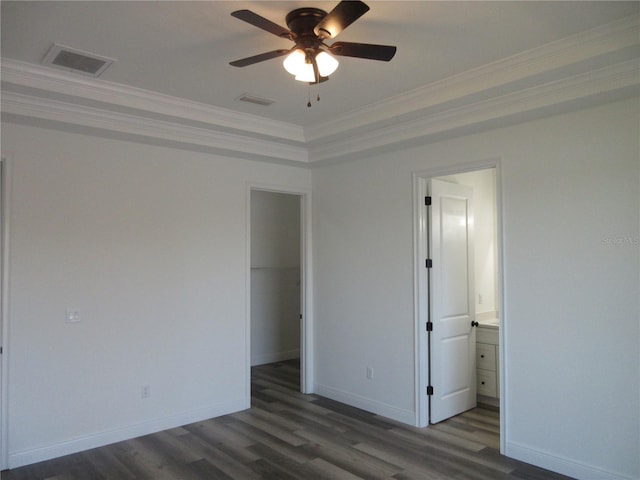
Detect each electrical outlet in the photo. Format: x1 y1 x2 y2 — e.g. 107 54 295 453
65 308 80 323
478 294 484 305
141 385 151 399
366 367 374 380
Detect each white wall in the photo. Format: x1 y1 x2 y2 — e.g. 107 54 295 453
1 122 311 467
2 98 638 479
312 98 639 480
250 190 301 365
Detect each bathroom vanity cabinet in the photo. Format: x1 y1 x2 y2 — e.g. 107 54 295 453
477 322 499 399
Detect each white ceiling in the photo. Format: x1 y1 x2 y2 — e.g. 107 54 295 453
1 0 640 161
2 1 638 127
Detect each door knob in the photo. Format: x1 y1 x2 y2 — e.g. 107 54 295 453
471 321 479 327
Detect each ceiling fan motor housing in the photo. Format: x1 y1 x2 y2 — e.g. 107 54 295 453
286 8 327 54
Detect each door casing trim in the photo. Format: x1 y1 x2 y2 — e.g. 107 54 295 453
412 159 505 454
0 156 11 470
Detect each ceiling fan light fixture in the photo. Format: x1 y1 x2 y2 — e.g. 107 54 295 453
284 48 339 81
315 51 339 77
294 63 316 82
230 1 397 93
283 49 306 76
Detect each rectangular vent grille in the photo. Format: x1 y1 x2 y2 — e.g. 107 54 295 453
42 44 115 77
237 94 275 106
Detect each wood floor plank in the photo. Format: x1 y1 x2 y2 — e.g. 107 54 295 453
176 424 261 466
434 422 500 450
245 458 302 480
304 457 367 480
258 388 333 414
185 417 258 451
353 440 470 479
79 447 137 480
231 410 307 447
185 458 236 480
297 430 403 479
249 405 308 433
223 418 315 465
121 435 202 480
389 425 487 452
312 397 398 430
392 468 454 480
3 359 575 480
390 428 514 476
245 443 318 480
264 405 343 430
98 441 157 480
162 431 262 480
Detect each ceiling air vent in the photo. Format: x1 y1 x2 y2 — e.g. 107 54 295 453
236 94 275 107
42 44 115 77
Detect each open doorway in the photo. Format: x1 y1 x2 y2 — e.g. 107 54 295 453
250 190 301 368
249 188 311 396
414 164 503 450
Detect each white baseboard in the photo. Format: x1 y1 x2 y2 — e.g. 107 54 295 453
251 349 300 366
314 383 415 426
506 441 637 480
8 397 247 469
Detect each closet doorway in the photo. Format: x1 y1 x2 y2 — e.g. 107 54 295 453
249 188 312 395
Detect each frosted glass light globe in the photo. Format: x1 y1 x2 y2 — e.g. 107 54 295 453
315 51 339 77
283 49 306 76
294 63 316 82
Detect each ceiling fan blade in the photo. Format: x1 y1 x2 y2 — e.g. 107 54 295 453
314 1 370 39
229 49 290 67
231 10 292 39
329 42 397 61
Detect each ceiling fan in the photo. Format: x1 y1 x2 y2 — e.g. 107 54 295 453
229 0 397 86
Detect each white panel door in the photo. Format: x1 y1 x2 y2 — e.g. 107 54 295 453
429 179 476 424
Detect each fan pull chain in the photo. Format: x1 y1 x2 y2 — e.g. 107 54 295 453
306 78 322 107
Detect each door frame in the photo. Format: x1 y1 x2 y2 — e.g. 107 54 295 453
1 157 10 470
413 160 505 453
246 183 314 397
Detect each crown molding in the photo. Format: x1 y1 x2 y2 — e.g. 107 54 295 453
304 12 640 143
2 14 638 165
1 59 305 144
3 58 638 166
307 59 640 163
1 92 309 164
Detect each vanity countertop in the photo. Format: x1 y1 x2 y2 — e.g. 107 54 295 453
477 318 499 329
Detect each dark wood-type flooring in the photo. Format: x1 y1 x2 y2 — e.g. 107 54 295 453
2 360 574 479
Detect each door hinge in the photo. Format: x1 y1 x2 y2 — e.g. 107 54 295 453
425 259 432 268
427 385 434 396
0 346 3 354
426 321 433 332
425 196 432 206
